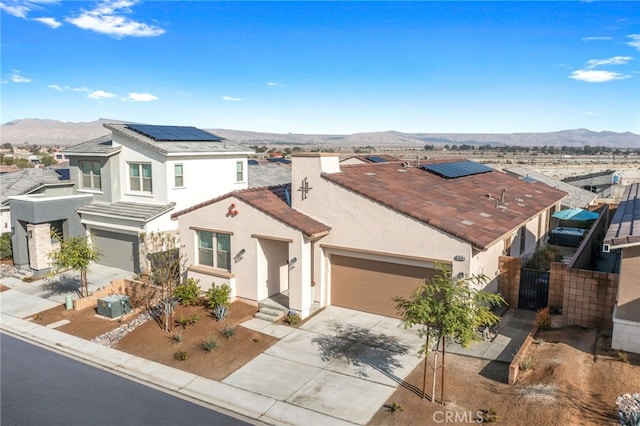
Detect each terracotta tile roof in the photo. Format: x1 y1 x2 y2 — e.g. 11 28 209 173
323 160 567 250
604 183 640 248
172 184 331 239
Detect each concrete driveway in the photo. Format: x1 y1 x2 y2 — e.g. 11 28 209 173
235 306 425 425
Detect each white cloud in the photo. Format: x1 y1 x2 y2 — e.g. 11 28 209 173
49 84 90 92
0 0 59 19
586 56 633 69
570 70 630 83
33 16 61 28
88 90 116 99
267 81 285 87
581 36 613 41
66 0 165 38
11 70 31 83
126 92 158 102
48 84 66 90
222 96 243 101
627 34 640 51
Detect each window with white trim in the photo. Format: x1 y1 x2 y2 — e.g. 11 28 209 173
129 163 152 193
174 164 184 187
79 160 101 190
236 161 244 182
197 230 231 270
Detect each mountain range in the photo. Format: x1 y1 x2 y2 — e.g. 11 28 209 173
2 118 639 148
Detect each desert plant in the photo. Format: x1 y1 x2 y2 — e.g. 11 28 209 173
175 313 200 329
206 283 231 309
251 335 262 343
212 304 229 321
32 312 43 321
200 337 218 352
535 307 552 330
221 325 237 340
0 233 12 260
173 350 188 361
617 350 630 364
480 408 498 423
519 354 533 371
286 311 301 325
174 278 201 306
386 402 403 413
170 333 184 343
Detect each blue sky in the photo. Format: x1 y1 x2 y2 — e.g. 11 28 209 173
1 1 639 134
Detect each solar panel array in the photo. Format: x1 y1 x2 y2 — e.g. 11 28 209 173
366 156 388 163
126 124 222 141
421 160 493 179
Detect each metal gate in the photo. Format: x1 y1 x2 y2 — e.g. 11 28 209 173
518 268 550 311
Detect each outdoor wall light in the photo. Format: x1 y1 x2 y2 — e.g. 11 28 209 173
289 257 297 265
27 230 33 238
453 255 466 262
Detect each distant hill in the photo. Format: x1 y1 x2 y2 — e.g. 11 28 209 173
1 118 639 148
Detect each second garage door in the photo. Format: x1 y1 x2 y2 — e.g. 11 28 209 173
331 255 438 318
92 229 139 272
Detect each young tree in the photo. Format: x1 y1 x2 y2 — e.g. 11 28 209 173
394 264 506 403
140 231 186 332
48 233 101 297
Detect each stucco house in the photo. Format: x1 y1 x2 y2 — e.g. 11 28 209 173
172 153 566 319
9 123 253 275
603 183 640 354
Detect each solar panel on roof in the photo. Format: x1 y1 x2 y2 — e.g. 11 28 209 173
126 124 222 141
421 160 493 179
366 156 388 163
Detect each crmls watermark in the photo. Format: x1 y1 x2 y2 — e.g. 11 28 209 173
432 410 484 424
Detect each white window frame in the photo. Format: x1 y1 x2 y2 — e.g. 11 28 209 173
236 161 244 182
129 162 153 193
174 163 185 188
197 230 231 271
79 160 102 191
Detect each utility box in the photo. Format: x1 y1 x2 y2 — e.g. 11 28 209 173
97 294 131 318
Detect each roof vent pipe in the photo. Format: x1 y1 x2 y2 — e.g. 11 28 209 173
501 188 508 203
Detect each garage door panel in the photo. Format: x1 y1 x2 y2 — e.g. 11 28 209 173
331 255 437 318
92 229 139 272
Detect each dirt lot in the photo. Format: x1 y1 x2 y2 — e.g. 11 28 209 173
369 327 640 426
33 301 279 380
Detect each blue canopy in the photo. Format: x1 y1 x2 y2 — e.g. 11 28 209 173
552 208 599 221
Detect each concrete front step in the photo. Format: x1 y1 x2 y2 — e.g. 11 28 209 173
254 307 285 322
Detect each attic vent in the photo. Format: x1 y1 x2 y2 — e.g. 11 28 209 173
460 220 475 226
497 205 508 211
479 212 492 218
525 194 533 198
365 172 377 176
397 169 408 173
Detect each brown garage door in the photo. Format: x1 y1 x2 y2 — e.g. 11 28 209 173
331 255 438 318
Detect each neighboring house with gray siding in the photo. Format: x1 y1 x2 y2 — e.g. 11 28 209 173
9 123 253 275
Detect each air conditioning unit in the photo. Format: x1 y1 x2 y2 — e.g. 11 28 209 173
97 294 131 318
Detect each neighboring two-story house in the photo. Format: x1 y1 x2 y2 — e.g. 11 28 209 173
9 123 253 276
172 153 567 319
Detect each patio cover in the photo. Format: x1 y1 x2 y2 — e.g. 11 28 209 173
552 207 599 221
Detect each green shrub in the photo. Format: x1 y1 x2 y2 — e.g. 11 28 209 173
286 311 301 325
173 350 188 361
221 325 237 340
200 337 218 352
206 283 231 309
522 246 563 270
0 233 12 260
519 354 532 371
170 333 184 343
480 408 498 423
386 402 403 413
175 314 200 329
174 278 201 306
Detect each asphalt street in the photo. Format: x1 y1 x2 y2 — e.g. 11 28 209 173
0 333 252 426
